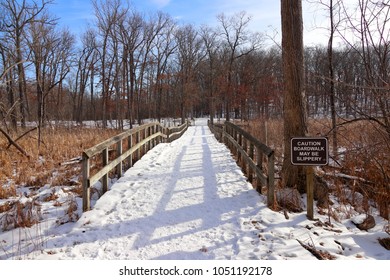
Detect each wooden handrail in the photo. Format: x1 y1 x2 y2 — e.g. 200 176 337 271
208 120 275 208
82 121 189 211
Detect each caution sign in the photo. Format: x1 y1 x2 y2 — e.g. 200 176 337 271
291 137 328 166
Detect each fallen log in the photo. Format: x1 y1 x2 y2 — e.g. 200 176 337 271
6 126 37 149
0 127 30 158
60 156 83 166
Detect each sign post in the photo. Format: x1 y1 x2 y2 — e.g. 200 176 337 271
291 137 328 220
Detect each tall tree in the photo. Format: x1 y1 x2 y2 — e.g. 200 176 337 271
200 26 220 124
118 10 144 128
27 12 74 147
175 24 203 123
0 0 51 129
217 11 262 121
281 0 307 192
93 0 128 127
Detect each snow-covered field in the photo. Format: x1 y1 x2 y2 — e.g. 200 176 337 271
0 119 389 260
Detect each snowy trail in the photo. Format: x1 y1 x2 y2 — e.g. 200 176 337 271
5 119 389 260
32 119 268 259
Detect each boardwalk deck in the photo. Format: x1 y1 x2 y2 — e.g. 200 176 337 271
36 119 267 259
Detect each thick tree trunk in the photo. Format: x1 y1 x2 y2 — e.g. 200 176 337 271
281 0 307 192
328 0 338 159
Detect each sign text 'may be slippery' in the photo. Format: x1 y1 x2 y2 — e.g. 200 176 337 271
291 137 328 166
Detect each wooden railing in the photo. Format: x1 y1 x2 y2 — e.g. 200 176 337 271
208 120 275 207
82 121 189 211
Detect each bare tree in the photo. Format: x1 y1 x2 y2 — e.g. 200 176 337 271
217 11 262 121
0 0 52 129
92 0 128 128
338 0 390 218
149 12 176 122
281 0 307 192
27 12 74 146
72 28 99 123
200 26 220 124
118 10 144 128
175 24 204 123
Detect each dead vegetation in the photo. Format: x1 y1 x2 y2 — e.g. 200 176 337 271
0 126 120 230
0 126 120 190
243 117 389 221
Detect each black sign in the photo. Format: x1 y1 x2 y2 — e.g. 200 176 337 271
291 137 328 166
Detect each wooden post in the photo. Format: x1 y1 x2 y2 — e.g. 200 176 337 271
256 148 263 193
223 124 227 145
166 127 170 143
242 136 247 176
146 126 150 151
306 166 314 220
267 152 275 208
158 124 162 144
152 125 156 147
248 142 254 183
237 132 242 163
136 131 140 160
102 148 109 194
127 134 133 168
117 140 123 177
82 152 90 212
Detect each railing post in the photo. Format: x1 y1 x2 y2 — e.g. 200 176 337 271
128 134 133 168
102 148 109 194
237 132 242 163
256 148 263 193
166 127 170 143
223 123 227 145
82 152 90 212
248 142 254 183
243 137 248 176
136 130 140 160
157 124 162 144
267 152 275 208
152 124 156 147
146 125 150 152
117 140 123 177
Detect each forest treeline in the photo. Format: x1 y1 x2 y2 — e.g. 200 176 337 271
0 0 389 136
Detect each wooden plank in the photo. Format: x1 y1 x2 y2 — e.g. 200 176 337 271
167 122 188 143
84 122 160 158
225 121 273 156
88 132 163 186
224 132 267 186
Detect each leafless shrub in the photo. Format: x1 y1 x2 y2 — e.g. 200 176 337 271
1 199 42 231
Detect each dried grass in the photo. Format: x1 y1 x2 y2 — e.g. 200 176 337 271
0 126 120 193
1 199 42 231
244 117 389 219
0 126 119 230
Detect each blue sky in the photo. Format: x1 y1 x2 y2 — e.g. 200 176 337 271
49 0 332 46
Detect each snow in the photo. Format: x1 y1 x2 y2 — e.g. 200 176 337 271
1 118 389 261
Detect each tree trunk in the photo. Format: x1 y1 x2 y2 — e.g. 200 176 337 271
328 0 338 159
281 0 307 192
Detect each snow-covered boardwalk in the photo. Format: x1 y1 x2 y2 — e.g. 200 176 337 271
7 119 390 260
35 119 267 259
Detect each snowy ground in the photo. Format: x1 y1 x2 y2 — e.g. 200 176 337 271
0 119 389 260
